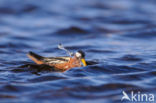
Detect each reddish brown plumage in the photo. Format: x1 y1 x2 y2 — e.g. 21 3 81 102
27 54 44 65
49 57 82 71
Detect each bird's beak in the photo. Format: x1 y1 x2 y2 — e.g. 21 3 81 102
81 58 87 66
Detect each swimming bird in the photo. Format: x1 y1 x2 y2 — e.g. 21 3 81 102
27 50 87 71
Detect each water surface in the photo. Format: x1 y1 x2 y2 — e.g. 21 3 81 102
0 0 156 103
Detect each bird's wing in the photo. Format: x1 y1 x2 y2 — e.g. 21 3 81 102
43 57 71 64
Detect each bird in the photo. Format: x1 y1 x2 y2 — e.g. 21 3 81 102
27 50 87 71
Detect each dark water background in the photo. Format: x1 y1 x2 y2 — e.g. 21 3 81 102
0 0 156 103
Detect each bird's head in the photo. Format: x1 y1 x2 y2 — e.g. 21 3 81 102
75 50 87 66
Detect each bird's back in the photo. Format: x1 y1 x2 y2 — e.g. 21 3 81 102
27 51 71 65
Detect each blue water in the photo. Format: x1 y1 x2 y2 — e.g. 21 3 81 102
0 0 156 103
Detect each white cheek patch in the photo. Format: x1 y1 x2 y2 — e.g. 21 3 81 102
76 52 81 57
